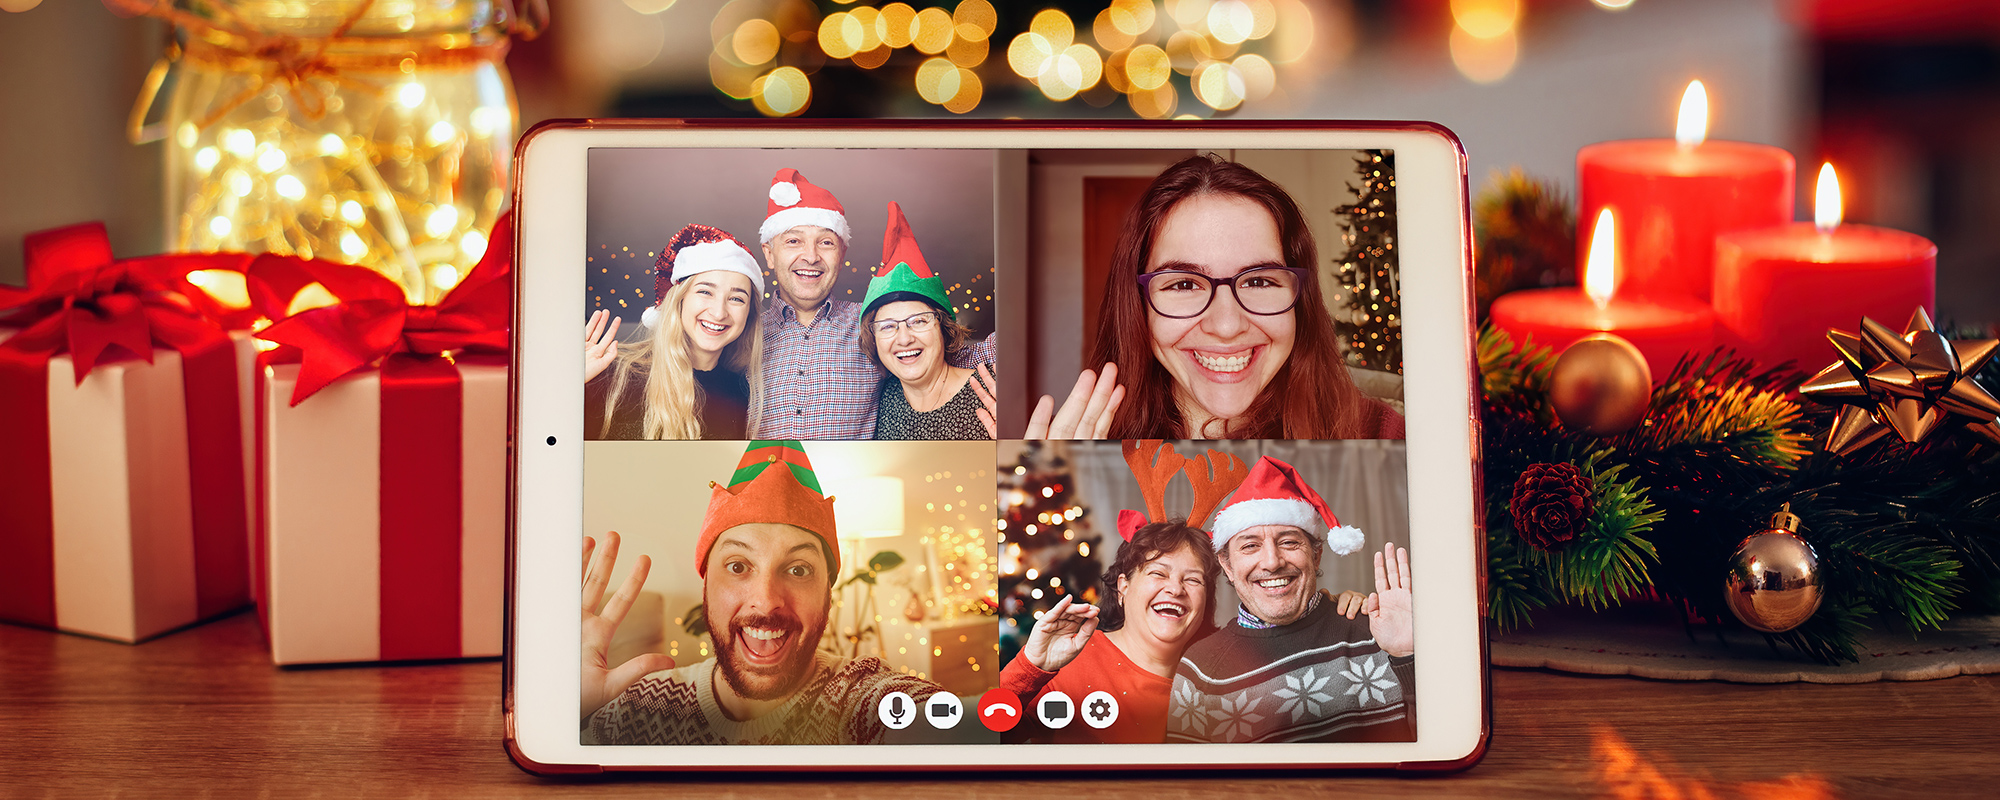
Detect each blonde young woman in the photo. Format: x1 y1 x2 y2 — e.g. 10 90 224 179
584 224 765 440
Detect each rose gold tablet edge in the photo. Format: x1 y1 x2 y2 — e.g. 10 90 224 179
499 119 1490 775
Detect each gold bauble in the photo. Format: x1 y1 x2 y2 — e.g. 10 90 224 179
1548 333 1653 435
1723 504 1823 633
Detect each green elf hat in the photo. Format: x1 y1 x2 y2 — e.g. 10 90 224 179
860 201 956 322
694 440 839 577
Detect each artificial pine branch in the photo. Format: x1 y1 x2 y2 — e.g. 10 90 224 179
1534 454 1663 612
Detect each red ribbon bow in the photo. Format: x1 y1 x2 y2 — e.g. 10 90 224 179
253 213 513 405
0 222 251 382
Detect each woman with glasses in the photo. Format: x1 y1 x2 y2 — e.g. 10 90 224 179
859 203 999 440
1028 155 1404 440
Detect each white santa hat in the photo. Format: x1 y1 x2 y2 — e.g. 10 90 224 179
758 168 851 245
1210 456 1366 556
642 224 762 328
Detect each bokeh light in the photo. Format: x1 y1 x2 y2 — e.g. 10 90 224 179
1233 53 1275 100
942 70 983 114
1208 0 1254 45
752 66 812 116
1129 83 1178 119
820 12 858 59
1094 8 1136 52
953 0 997 40
1193 61 1245 110
1111 0 1157 35
1030 9 1075 50
947 32 989 67
1267 0 1317 63
1450 24 1518 83
1165 30 1211 73
879 3 915 49
1451 0 1521 39
1125 44 1171 91
1168 0 1211 29
1008 32 1055 81
913 7 954 54
734 18 781 65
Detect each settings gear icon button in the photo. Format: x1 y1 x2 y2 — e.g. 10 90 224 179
1079 690 1119 729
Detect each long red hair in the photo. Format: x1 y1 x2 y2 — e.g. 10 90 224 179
1089 154 1377 439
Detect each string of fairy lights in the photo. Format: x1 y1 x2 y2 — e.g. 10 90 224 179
702 0 1319 118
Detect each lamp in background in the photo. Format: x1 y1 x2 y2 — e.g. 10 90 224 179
825 476 905 659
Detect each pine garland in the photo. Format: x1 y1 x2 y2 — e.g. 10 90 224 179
1478 325 2000 663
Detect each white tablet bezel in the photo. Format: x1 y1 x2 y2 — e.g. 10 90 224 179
506 122 1485 773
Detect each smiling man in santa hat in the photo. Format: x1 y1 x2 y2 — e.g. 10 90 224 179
753 168 995 439
1165 455 1416 744
580 441 942 745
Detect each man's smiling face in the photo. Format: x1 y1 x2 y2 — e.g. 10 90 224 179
762 226 845 313
1221 524 1321 627
703 522 832 701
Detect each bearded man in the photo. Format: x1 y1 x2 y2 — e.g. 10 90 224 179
580 441 939 744
1166 456 1416 743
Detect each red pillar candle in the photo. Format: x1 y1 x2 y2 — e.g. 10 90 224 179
1713 164 1937 373
1577 81 1795 302
1492 209 1716 378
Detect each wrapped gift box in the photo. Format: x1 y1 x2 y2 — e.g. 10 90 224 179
0 224 259 644
254 357 506 665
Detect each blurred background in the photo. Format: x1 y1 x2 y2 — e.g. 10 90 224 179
3 0 1995 325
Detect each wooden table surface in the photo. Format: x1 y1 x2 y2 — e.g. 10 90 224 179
4 611 1997 798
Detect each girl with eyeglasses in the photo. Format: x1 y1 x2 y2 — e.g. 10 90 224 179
859 202 999 440
1028 154 1405 440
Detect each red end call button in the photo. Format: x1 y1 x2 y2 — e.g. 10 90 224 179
977 688 1021 732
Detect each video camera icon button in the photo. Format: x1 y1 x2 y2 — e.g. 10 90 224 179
976 688 1022 732
1036 691 1075 729
923 692 963 729
1080 690 1119 729
878 691 917 730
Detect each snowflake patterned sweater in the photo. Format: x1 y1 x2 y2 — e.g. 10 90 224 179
1166 599 1415 743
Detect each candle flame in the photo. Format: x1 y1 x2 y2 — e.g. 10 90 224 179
1815 162 1842 233
1676 80 1708 147
1584 208 1617 308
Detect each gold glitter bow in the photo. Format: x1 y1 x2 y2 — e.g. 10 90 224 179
1799 308 2000 454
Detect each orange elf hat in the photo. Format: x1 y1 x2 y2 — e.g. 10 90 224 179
695 440 840 576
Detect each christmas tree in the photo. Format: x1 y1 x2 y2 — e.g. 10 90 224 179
1332 150 1402 373
996 442 1101 668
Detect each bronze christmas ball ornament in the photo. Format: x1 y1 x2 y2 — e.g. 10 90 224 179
1723 504 1824 633
1549 333 1653 435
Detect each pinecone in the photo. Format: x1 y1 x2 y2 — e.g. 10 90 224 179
1508 462 1593 551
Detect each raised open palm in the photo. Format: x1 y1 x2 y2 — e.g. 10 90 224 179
1025 362 1125 440
585 309 621 383
1362 542 1414 657
1022 594 1099 672
581 531 674 721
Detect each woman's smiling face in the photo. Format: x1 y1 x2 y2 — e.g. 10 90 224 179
679 271 755 359
1145 193 1296 431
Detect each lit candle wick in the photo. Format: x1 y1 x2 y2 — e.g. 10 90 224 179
1584 208 1618 310
1676 80 1708 148
1815 162 1842 235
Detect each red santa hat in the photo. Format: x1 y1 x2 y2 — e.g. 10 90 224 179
1210 456 1366 556
759 168 851 245
643 224 761 329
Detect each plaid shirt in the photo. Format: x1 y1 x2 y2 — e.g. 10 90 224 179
756 299 995 439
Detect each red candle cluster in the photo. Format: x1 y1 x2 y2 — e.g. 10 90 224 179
1492 81 1938 380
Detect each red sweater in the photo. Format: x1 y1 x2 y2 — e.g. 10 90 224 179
997 632 1173 744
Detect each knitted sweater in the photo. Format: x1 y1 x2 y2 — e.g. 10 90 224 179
1166 601 1415 743
996 632 1173 744
584 651 940 745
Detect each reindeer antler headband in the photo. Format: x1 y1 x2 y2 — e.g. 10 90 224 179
1115 439 1250 541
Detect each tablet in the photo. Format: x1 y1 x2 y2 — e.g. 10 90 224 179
506 122 1485 774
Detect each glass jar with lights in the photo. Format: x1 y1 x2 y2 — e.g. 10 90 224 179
157 0 532 303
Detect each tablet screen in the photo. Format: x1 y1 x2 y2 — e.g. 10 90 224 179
575 146 1412 749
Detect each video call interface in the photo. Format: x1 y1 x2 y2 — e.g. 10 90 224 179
577 147 1415 747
